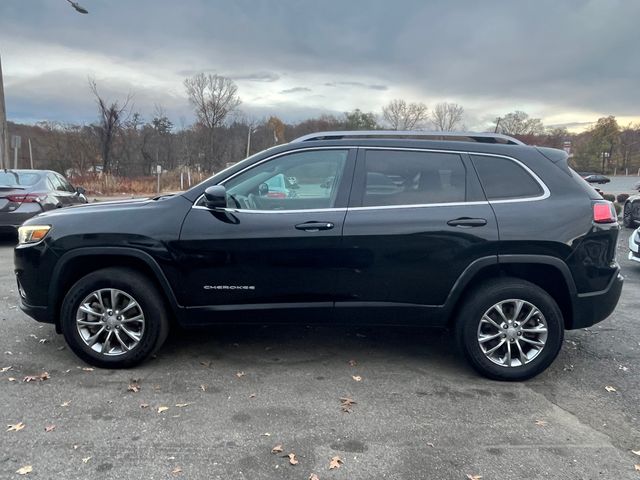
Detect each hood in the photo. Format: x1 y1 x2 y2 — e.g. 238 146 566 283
30 197 154 221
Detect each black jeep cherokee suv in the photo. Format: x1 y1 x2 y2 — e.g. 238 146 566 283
14 131 623 380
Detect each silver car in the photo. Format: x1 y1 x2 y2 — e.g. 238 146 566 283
630 227 640 264
0 170 87 233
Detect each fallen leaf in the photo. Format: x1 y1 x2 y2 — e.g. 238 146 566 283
635 464 640 472
339 397 356 413
140 403 149 409
0 366 11 372
466 475 482 480
605 385 617 393
23 372 49 382
73 445 79 450
200 384 207 392
427 442 435 448
352 375 362 382
82 456 91 464
57 346 65 351
261 432 271 436
236 371 245 378
171 466 183 475
534 420 548 427
127 383 141 393
249 393 256 399
16 465 32 475
309 474 320 480
287 453 298 465
38 339 47 344
271 444 284 454
175 403 191 408
81 367 94 372
44 425 56 432
200 361 211 367
7 422 25 432
329 456 343 470
632 450 640 456
8 377 16 382
348 360 357 367
157 406 169 413
60 401 71 407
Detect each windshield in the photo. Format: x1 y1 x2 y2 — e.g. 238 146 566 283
0 171 41 187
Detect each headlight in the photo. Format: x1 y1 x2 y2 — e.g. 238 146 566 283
18 225 51 245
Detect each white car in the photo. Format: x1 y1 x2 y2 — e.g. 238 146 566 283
630 227 640 263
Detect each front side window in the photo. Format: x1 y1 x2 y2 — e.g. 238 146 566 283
471 155 543 200
362 150 467 206
212 149 348 211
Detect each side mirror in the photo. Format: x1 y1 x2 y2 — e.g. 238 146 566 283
76 186 86 195
204 185 227 209
258 183 269 196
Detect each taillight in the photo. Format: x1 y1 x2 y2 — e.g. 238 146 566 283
267 192 287 199
6 193 44 204
593 202 617 223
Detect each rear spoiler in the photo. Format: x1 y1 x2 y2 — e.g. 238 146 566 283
536 147 572 177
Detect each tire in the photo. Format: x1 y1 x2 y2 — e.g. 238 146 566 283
623 204 634 228
454 278 564 381
60 267 170 368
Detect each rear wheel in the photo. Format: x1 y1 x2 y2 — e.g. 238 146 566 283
60 267 170 368
455 278 564 381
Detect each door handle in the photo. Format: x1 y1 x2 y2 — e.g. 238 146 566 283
295 221 335 232
446 217 487 227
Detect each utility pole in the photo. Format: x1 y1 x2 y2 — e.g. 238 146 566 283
0 54 9 169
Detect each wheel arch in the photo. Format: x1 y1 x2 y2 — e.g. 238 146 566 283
50 247 181 332
445 255 576 330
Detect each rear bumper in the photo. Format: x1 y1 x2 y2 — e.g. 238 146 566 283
0 207 42 229
569 269 624 329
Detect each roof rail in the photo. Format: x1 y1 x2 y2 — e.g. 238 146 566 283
291 130 525 145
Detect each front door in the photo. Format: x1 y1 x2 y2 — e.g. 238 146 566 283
336 147 499 324
177 147 355 322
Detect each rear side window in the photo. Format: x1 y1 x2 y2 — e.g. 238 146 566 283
362 150 466 206
471 155 543 200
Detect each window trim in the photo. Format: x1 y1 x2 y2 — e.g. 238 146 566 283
192 146 550 213
192 146 354 213
348 147 550 210
470 152 550 203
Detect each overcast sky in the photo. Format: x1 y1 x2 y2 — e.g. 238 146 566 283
1 0 639 131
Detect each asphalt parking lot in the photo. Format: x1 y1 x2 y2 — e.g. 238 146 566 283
1 231 639 480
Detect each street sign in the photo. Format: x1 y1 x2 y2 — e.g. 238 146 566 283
156 165 162 174
11 135 21 149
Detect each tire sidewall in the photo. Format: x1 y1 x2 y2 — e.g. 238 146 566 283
60 269 167 368
457 281 564 381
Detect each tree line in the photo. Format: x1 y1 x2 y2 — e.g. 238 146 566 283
6 73 640 177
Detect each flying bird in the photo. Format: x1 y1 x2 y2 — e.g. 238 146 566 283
66 0 89 14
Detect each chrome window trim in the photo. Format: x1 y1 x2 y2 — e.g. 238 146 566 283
191 146 550 213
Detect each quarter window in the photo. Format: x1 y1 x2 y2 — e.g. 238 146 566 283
362 150 467 206
217 149 348 211
471 155 543 200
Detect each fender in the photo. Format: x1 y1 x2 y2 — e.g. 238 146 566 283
49 247 183 328
443 253 577 317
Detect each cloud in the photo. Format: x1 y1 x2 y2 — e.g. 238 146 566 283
1 0 639 128
280 87 312 94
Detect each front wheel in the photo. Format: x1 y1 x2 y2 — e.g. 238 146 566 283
60 267 170 368
455 278 564 381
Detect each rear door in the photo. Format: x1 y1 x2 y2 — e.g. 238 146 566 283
336 147 499 324
176 147 356 320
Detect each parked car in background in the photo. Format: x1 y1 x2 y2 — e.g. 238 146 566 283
584 174 610 184
634 180 640 191
623 193 640 228
629 227 640 263
0 170 87 233
15 131 623 381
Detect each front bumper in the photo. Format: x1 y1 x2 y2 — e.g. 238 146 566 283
19 297 52 324
570 268 624 329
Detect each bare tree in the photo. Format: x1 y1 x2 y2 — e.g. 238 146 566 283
382 99 428 130
495 111 545 136
184 73 241 169
430 102 464 131
89 79 131 173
